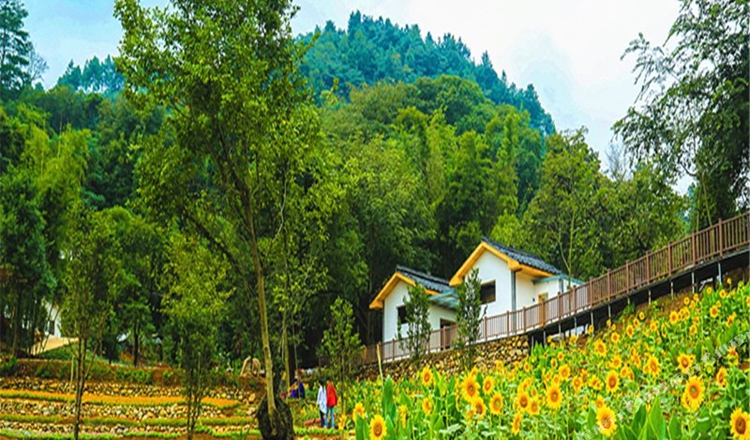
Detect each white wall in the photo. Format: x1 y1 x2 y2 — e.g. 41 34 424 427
515 272 539 309
468 251 511 317
382 281 456 342
43 301 62 337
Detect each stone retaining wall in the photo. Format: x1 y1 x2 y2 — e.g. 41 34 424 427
358 335 529 382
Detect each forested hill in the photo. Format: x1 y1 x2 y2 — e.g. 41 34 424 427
299 11 556 137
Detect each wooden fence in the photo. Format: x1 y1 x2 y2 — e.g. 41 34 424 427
362 212 750 365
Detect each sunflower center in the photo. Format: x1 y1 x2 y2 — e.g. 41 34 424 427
689 385 699 399
601 416 612 429
374 423 382 436
609 378 616 388
552 390 559 401
735 417 746 434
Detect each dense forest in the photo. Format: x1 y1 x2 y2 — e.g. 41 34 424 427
0 0 747 380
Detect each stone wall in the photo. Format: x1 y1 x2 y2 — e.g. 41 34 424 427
358 335 529 382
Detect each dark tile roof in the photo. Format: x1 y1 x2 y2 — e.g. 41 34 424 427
396 265 452 293
481 237 562 275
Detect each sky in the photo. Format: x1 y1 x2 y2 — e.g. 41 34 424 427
25 0 681 169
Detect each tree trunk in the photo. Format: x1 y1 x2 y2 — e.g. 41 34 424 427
73 337 87 440
11 289 21 355
133 323 140 367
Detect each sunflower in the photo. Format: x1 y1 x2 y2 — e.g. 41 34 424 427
398 404 407 428
689 324 698 336
645 355 660 377
587 325 594 335
529 398 540 415
609 355 623 370
462 374 479 402
716 367 728 388
605 371 619 394
588 376 603 391
730 408 750 440
370 415 386 440
710 305 720 318
626 325 634 338
594 395 606 408
619 366 633 382
353 402 366 420
638 311 645 321
546 383 562 410
516 390 530 413
669 311 680 325
512 413 523 434
676 354 694 374
420 366 434 387
422 397 433 415
596 405 617 437
683 297 691 306
593 340 607 357
572 376 584 392
472 397 486 419
558 364 571 380
681 376 704 412
483 376 495 395
489 393 504 415
727 313 737 326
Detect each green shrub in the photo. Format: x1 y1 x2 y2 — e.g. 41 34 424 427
0 355 18 377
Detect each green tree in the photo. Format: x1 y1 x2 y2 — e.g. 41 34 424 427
115 0 319 434
398 284 431 363
320 297 362 382
0 167 53 354
454 268 484 369
163 235 230 440
62 209 119 440
0 0 32 100
522 129 604 280
614 0 749 228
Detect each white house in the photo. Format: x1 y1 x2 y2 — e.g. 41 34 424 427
369 266 456 343
371 237 582 345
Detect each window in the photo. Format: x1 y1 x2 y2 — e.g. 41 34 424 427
397 306 407 325
480 281 496 304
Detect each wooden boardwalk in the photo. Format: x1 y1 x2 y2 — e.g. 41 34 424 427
362 212 750 365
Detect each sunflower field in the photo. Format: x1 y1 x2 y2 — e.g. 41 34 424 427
343 281 750 439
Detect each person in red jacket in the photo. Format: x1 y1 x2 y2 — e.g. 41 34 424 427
325 378 337 429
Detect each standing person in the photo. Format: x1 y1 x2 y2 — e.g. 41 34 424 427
316 380 327 427
326 378 338 429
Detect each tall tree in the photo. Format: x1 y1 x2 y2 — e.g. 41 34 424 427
614 0 749 228
115 0 320 435
522 129 604 280
0 167 53 354
63 208 119 440
0 0 32 100
163 234 230 440
455 268 484 369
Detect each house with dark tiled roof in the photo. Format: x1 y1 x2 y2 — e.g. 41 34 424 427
370 238 582 345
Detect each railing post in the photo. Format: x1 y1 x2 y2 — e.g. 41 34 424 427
645 252 651 283
667 242 673 274
606 270 611 302
691 230 697 265
625 261 630 294
484 315 488 342
718 218 723 257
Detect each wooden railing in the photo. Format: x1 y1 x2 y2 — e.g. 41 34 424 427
362 212 750 365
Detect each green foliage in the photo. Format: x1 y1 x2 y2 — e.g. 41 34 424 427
0 0 33 100
398 284 431 363
320 298 362 382
454 269 484 369
0 354 17 376
0 165 54 354
614 0 749 228
57 56 124 96
163 234 231 439
300 12 555 136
